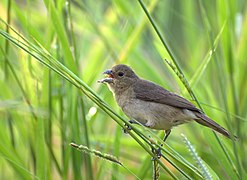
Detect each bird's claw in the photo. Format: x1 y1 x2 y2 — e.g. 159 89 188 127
123 123 132 134
156 147 162 158
151 147 162 161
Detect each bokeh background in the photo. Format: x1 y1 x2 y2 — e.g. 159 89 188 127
0 0 247 179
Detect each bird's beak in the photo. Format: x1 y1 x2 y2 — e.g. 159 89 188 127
103 69 113 76
98 69 114 84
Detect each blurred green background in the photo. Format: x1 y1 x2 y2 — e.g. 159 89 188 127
0 0 247 179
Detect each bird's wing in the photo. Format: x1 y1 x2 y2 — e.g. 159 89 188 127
133 79 201 113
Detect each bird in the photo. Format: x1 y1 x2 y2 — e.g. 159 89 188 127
98 64 235 156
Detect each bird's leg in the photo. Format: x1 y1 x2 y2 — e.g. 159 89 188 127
163 129 171 142
128 119 138 126
155 129 171 159
129 120 149 126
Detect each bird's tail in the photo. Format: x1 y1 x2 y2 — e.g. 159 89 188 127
194 112 236 140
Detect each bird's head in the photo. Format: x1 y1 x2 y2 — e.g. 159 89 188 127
98 64 139 94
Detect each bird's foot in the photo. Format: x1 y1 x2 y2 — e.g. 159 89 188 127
122 120 138 134
151 147 162 160
123 123 132 134
156 147 162 158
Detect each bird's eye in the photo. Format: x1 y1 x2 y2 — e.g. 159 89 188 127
118 72 124 77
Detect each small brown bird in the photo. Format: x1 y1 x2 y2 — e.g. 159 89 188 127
98 64 234 145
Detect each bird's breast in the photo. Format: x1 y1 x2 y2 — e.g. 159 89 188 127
121 98 150 125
